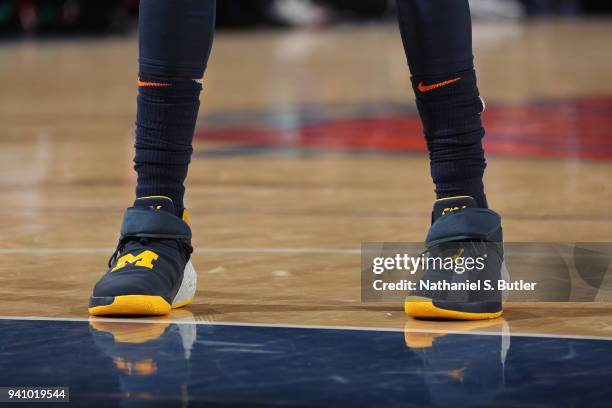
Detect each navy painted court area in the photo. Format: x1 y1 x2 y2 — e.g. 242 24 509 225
1 318 612 407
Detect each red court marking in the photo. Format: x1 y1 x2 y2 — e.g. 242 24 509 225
195 98 612 160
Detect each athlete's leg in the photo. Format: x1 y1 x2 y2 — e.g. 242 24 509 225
397 1 505 320
396 0 487 208
89 0 216 316
136 0 216 214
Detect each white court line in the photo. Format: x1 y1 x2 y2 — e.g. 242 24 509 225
0 247 360 254
1 315 612 342
0 247 608 260
0 247 606 257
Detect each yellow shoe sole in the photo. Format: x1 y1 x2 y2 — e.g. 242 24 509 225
88 295 193 316
404 296 503 320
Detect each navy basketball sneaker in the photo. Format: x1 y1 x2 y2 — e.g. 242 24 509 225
88 197 197 316
405 196 507 320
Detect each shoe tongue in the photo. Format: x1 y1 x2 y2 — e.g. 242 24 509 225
133 196 175 214
432 196 477 222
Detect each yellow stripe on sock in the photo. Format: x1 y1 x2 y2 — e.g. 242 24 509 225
435 196 473 202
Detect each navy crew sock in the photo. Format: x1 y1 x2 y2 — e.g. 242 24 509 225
396 0 488 208
134 0 215 214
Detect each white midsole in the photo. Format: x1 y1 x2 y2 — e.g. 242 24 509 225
501 260 510 302
171 260 197 306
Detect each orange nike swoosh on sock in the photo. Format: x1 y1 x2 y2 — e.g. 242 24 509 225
137 80 173 87
417 77 461 93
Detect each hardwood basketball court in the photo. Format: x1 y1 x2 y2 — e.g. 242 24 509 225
1 19 612 406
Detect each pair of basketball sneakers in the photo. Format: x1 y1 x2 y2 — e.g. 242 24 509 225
88 195 505 320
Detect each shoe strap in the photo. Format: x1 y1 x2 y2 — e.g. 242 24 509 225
426 208 502 246
109 207 193 267
120 207 192 241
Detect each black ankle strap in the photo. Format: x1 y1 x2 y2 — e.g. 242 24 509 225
426 208 502 246
120 207 192 241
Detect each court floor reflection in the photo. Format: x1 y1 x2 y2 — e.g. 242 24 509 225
1 316 611 407
404 319 511 407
